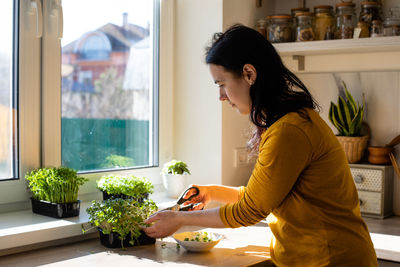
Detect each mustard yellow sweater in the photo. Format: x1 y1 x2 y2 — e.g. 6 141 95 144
220 108 377 267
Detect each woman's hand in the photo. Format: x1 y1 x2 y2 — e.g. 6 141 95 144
182 184 212 211
143 210 183 238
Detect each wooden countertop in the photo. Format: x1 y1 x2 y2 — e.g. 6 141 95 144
0 223 273 267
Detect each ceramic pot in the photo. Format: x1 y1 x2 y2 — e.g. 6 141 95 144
162 174 188 198
368 146 393 165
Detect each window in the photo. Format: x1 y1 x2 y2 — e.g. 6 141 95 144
0 0 18 180
61 0 159 172
0 0 167 211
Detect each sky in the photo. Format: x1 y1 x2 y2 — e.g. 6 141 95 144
0 0 153 52
61 0 153 46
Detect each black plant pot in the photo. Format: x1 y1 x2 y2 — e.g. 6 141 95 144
98 229 155 248
102 191 149 202
31 198 81 218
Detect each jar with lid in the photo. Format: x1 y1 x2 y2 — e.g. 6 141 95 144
370 20 383 37
313 5 335 40
335 2 356 39
295 12 315 41
291 7 310 26
359 2 382 29
266 14 294 43
383 7 400 36
256 18 267 38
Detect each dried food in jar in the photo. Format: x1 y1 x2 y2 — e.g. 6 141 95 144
356 21 370 38
370 19 383 37
256 18 267 38
359 1 382 28
383 7 400 36
338 14 354 39
267 14 294 43
335 2 356 39
314 5 335 40
295 12 314 41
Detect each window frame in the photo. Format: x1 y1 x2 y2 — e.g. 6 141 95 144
0 0 174 213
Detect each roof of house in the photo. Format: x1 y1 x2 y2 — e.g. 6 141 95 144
63 22 149 53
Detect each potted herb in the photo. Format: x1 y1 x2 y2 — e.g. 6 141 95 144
329 81 368 163
96 174 154 201
84 198 157 248
25 167 88 218
161 160 191 198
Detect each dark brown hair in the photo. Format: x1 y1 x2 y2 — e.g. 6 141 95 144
205 24 319 154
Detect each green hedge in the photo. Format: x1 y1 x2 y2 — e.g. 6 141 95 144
62 118 149 171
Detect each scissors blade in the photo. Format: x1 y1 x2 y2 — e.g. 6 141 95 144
162 204 180 211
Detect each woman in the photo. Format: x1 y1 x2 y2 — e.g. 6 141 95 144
144 25 378 266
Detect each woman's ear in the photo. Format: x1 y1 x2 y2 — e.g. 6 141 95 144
242 64 257 86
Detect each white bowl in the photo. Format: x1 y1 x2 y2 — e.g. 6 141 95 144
173 231 223 252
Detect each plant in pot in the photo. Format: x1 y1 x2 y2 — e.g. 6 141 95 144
84 198 157 248
96 174 154 201
25 167 88 218
161 160 191 198
329 82 368 163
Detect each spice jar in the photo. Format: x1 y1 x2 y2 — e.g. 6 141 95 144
295 12 315 41
335 2 356 39
371 20 383 37
256 18 267 38
314 5 335 40
266 14 294 43
359 2 382 29
383 7 400 36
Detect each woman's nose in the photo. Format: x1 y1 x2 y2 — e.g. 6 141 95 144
219 88 228 102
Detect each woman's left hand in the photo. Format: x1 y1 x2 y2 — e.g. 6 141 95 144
143 210 183 238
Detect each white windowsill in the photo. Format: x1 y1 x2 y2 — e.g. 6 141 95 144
0 192 399 262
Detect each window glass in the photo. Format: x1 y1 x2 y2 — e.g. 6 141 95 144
0 1 17 180
61 0 157 172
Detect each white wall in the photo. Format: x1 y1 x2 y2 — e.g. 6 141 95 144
173 0 400 215
172 0 223 186
299 72 400 215
220 0 273 186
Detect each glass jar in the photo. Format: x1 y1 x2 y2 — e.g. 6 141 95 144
295 12 315 41
291 7 310 27
314 5 335 40
359 1 382 28
383 7 400 36
370 19 383 37
266 14 294 43
335 2 356 39
255 18 267 38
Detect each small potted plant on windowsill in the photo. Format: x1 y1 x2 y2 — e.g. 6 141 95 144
161 160 191 198
329 81 369 163
25 167 88 218
96 174 154 201
83 198 157 248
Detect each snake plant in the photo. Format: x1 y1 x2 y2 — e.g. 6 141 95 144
329 82 365 137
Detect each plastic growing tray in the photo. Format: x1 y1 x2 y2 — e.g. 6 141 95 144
98 229 156 248
31 198 81 218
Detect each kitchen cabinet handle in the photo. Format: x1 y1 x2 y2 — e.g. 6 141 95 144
354 174 364 184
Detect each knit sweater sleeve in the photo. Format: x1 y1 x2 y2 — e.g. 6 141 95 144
219 122 313 228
